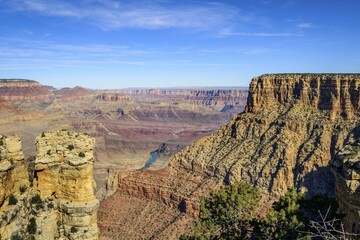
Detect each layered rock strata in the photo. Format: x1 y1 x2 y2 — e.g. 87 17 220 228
34 130 99 239
98 169 219 239
98 74 359 239
332 126 360 233
0 131 99 240
170 74 359 197
0 79 41 87
0 135 29 239
0 79 52 101
118 88 248 112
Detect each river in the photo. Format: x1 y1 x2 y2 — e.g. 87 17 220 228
139 151 158 170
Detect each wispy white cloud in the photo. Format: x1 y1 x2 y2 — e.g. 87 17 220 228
0 40 158 60
0 38 240 70
15 0 83 17
297 22 316 29
218 28 298 37
241 48 277 55
7 0 242 31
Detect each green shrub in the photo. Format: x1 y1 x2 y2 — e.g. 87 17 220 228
47 202 54 209
27 217 37 235
11 233 24 240
47 149 51 155
2 214 7 221
188 182 261 239
9 194 18 205
70 226 78 233
253 188 340 239
35 203 44 210
41 132 45 137
181 185 343 240
31 194 42 204
19 185 27 194
67 144 75 151
26 156 36 187
255 188 306 239
78 152 85 158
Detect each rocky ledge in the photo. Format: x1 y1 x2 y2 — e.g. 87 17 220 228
0 79 41 88
246 74 359 120
170 74 359 196
0 79 52 101
0 131 99 240
332 126 360 233
99 74 360 238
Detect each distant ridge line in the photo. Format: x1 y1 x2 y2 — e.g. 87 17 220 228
0 78 38 82
259 73 360 77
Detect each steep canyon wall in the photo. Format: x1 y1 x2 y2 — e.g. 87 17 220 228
0 131 99 240
99 74 360 239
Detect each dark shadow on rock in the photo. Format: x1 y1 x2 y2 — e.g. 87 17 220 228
301 165 335 197
178 199 186 213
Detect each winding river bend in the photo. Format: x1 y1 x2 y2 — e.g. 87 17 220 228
139 151 158 170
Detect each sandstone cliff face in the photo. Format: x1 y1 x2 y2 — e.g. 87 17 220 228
0 79 53 102
0 79 41 87
332 126 360 233
246 74 359 120
98 169 216 239
119 88 248 112
34 130 99 239
0 135 29 239
54 87 95 104
0 100 44 125
98 74 359 239
169 74 359 197
0 131 99 240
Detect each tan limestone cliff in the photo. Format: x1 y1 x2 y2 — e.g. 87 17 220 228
34 130 99 240
0 131 99 240
246 74 359 120
0 79 52 101
332 126 360 233
0 135 30 239
98 74 359 239
0 79 41 88
169 74 359 197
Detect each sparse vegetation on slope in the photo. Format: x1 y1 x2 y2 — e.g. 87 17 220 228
181 184 356 240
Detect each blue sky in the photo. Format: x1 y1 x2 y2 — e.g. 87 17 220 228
0 0 359 89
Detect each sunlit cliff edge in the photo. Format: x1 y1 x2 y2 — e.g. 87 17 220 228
99 74 359 238
0 131 99 240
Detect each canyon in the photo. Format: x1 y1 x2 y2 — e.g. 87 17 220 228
0 79 247 201
98 74 360 239
0 75 359 239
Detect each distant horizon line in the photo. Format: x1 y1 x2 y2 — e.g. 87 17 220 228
0 78 249 90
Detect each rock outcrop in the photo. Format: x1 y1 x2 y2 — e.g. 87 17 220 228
246 74 359 120
332 126 360 233
118 88 248 112
0 131 99 240
0 79 53 101
170 74 359 197
98 74 359 239
54 86 94 104
34 130 99 239
0 79 41 88
98 169 216 239
0 135 29 239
